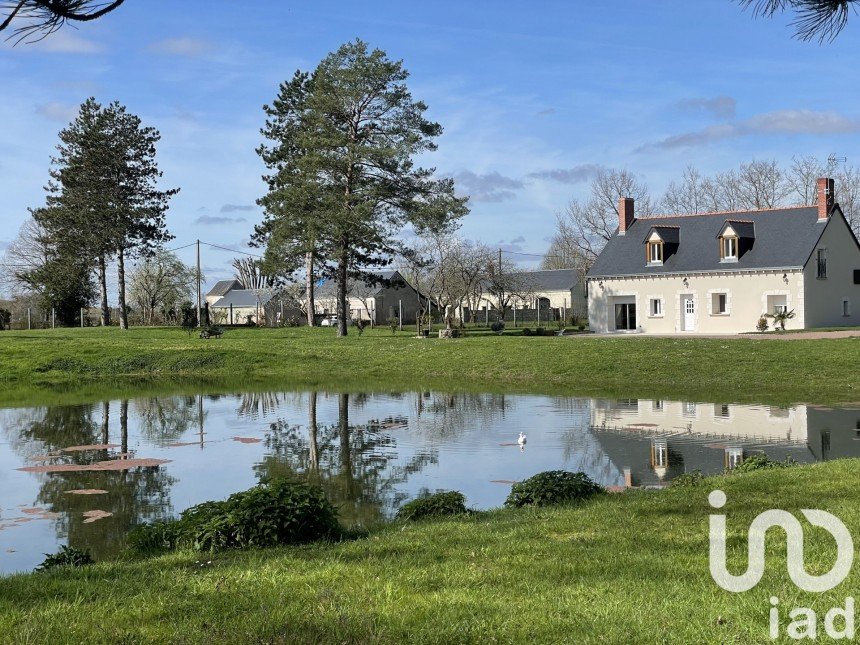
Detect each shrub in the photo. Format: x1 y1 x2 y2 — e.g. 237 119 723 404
180 302 197 335
578 324 586 332
505 470 602 508
535 327 546 336
729 454 796 474
388 316 398 334
522 328 532 336
672 470 706 487
756 315 769 332
36 546 93 572
0 307 10 330
129 479 341 553
396 491 467 521
490 320 505 334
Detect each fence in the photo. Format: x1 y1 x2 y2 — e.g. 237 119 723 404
5 307 114 330
460 306 586 327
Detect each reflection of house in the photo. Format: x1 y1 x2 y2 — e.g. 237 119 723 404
587 178 860 333
314 270 427 324
589 398 860 487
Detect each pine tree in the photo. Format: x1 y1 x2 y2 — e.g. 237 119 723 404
36 98 178 329
257 41 467 336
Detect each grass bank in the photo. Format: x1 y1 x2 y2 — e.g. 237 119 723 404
3 460 859 643
0 326 858 406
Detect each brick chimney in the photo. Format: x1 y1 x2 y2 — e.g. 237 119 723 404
618 197 635 235
817 177 835 221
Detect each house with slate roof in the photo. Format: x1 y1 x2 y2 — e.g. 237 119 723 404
470 268 587 322
315 269 428 324
586 178 860 333
205 280 243 307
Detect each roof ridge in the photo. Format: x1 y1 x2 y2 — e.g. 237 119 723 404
643 204 813 220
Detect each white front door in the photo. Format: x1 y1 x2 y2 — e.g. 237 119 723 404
683 296 695 331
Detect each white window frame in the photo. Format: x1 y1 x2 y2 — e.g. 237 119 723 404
649 297 663 318
647 241 663 265
722 236 738 260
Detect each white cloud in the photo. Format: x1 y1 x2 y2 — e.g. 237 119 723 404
26 30 103 54
220 203 256 213
527 164 604 185
35 101 77 123
452 170 524 202
639 109 860 151
674 96 736 120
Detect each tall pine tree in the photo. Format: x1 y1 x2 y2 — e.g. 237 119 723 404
37 98 178 328
256 41 467 336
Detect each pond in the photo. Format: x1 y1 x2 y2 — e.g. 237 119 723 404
0 390 858 574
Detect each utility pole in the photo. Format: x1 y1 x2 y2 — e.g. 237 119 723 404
196 239 202 328
498 248 503 322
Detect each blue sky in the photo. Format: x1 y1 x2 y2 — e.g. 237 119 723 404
2 0 860 290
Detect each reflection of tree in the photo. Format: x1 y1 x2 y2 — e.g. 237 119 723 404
256 392 437 526
9 400 175 560
134 395 198 445
413 392 511 438
238 391 282 418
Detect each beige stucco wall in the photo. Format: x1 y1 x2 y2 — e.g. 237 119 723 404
591 399 808 443
473 287 587 317
587 269 806 334
803 214 860 328
210 305 260 324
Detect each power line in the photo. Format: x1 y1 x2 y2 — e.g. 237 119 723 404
200 241 264 259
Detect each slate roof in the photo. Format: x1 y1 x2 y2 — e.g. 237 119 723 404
210 289 275 308
206 279 243 298
510 269 580 291
588 206 827 278
315 270 407 298
722 220 755 238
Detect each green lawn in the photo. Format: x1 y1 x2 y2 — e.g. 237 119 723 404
0 326 857 407
2 461 859 643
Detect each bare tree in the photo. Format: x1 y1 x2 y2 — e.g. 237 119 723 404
420 234 492 330
736 159 787 209
834 164 860 236
1 0 124 41
128 250 197 325
395 247 434 335
484 258 536 320
553 168 654 267
0 218 50 296
232 257 273 290
786 155 826 205
662 166 708 214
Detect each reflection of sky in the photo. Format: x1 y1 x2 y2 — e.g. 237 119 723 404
0 393 856 574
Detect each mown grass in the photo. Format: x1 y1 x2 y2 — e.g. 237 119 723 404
2 460 859 643
0 326 858 406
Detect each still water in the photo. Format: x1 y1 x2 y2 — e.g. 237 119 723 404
0 390 857 573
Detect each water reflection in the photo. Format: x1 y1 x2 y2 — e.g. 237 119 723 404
0 391 857 573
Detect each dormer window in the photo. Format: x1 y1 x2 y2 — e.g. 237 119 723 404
643 226 678 266
721 236 738 260
717 220 754 262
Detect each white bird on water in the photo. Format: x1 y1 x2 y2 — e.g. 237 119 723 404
517 432 527 446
